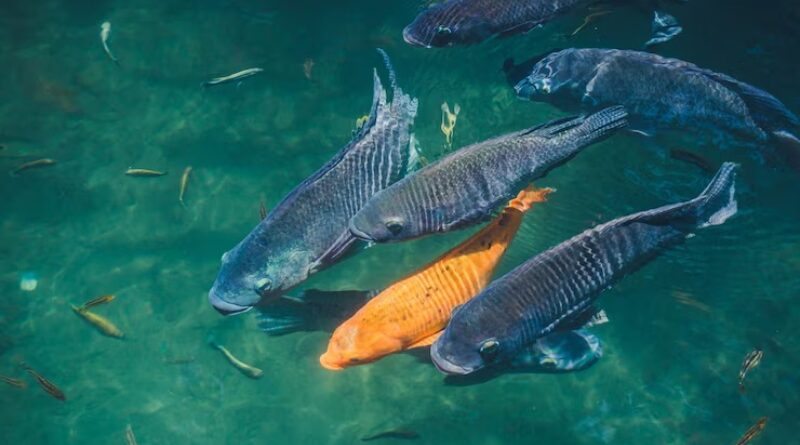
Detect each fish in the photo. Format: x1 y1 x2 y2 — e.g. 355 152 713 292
303 58 314 80
125 424 138 445
738 349 764 392
0 375 27 389
570 10 613 36
431 163 738 375
209 341 263 379
259 200 268 220
440 102 461 149
20 363 66 401
672 291 712 313
320 187 553 370
349 106 627 243
361 429 420 441
11 158 56 175
513 49 800 160
735 417 767 445
100 21 119 65
208 50 418 315
179 166 192 207
81 294 115 309
402 0 588 48
125 168 167 177
670 149 714 173
645 10 682 47
71 305 125 338
203 68 264 87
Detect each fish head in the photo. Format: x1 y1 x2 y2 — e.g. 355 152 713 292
430 307 510 375
513 49 595 104
402 3 493 48
320 322 401 370
209 231 309 316
349 195 422 242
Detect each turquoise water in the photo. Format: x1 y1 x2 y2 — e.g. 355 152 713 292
1 0 799 443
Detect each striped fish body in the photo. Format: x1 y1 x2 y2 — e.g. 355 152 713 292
403 0 587 47
209 52 418 315
350 106 627 244
432 163 739 375
319 188 551 370
514 48 800 149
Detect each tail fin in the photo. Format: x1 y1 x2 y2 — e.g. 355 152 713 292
508 186 555 212
630 162 738 230
537 106 628 145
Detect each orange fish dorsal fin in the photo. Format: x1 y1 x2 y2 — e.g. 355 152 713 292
407 331 442 349
508 186 555 212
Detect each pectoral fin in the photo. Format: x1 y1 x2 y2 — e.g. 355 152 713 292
408 332 442 349
509 330 603 372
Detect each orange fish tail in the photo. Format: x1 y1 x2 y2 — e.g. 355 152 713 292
508 186 554 212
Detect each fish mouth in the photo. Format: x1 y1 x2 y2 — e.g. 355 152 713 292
319 353 345 371
402 26 431 48
430 344 475 375
208 292 253 316
348 221 374 242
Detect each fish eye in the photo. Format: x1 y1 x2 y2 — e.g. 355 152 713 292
255 278 272 294
385 220 404 235
436 25 452 35
479 339 500 361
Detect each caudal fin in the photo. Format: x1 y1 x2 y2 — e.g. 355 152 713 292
508 186 555 212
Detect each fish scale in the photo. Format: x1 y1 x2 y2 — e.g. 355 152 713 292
351 107 627 243
432 163 739 375
320 188 550 370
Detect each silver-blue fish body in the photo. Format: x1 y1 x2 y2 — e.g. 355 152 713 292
403 0 587 47
431 162 739 375
514 48 800 147
349 106 628 243
209 53 418 315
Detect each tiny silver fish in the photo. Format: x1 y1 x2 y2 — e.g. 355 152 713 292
203 68 264 87
100 21 119 64
739 349 763 392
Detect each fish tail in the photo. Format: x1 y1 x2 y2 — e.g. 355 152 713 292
508 186 555 212
628 162 738 230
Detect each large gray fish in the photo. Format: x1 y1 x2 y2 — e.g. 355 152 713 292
349 106 627 243
402 0 684 48
432 162 738 375
512 49 800 157
402 0 587 48
208 51 418 315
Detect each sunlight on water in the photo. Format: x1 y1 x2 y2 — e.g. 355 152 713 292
1 1 799 444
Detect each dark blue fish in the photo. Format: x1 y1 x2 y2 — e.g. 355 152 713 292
349 106 627 243
432 163 738 375
513 49 800 158
209 51 418 315
403 0 587 48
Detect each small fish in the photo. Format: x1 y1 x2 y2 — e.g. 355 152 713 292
672 291 712 314
303 58 315 80
20 363 65 401
361 429 420 441
259 200 268 220
125 424 138 445
179 166 192 207
203 68 264 87
125 167 166 177
72 305 125 338
739 349 763 392
100 21 119 64
670 149 714 173
81 294 115 309
0 375 27 389
11 158 56 175
570 10 612 36
735 417 768 445
210 341 263 379
440 102 460 149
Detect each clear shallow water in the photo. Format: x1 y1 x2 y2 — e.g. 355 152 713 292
1 0 799 444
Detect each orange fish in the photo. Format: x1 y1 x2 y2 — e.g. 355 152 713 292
320 186 553 370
